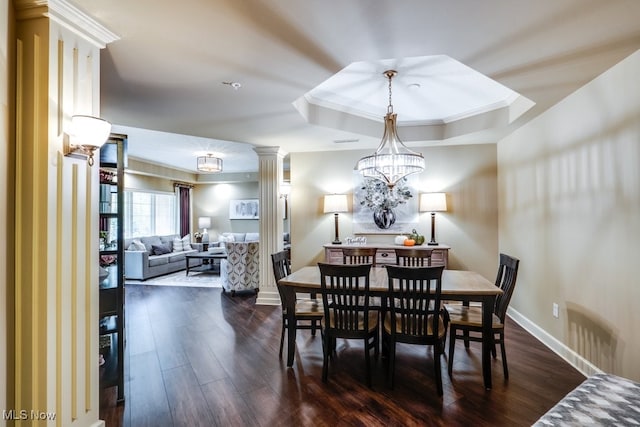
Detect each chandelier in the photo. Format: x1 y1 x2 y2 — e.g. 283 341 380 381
356 70 425 187
197 154 223 173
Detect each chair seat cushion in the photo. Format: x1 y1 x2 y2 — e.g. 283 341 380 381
445 304 503 328
295 299 323 316
322 311 378 332
383 313 447 338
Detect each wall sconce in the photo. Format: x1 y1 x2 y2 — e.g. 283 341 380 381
280 182 291 219
420 193 447 246
64 115 112 166
198 216 211 243
323 194 348 244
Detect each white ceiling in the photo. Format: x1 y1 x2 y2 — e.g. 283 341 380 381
72 0 640 174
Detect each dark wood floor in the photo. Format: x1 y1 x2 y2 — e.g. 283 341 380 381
100 284 586 427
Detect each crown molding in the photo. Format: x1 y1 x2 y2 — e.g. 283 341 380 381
14 0 119 48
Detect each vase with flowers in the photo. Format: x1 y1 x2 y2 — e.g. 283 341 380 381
194 231 203 243
360 178 413 229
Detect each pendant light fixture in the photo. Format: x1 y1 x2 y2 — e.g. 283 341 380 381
356 70 425 187
197 154 223 173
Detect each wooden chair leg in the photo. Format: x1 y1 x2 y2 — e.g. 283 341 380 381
278 318 286 358
388 340 397 389
463 330 470 348
448 327 456 377
322 333 330 383
434 341 443 396
500 333 509 379
364 338 372 388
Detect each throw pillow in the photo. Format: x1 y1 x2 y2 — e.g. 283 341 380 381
219 234 235 243
173 237 184 252
181 235 192 251
127 239 146 251
151 244 171 255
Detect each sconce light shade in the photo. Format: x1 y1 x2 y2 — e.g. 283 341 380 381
64 115 112 166
323 194 348 213
197 154 223 173
420 192 447 212
280 182 291 198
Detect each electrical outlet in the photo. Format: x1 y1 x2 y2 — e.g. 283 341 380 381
552 303 559 318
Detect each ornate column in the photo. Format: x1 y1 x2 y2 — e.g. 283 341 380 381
253 146 286 305
12 1 117 425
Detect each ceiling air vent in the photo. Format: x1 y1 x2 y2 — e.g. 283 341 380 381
333 138 360 144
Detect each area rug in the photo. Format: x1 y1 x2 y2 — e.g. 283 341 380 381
125 270 221 288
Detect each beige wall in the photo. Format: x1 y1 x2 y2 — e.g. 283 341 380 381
193 181 260 240
1 0 11 424
498 49 640 381
289 144 499 280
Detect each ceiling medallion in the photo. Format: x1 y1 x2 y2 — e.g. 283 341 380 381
355 70 425 187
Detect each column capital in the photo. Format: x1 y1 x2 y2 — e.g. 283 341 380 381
253 146 287 159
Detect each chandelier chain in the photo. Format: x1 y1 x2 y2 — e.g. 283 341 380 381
387 72 394 114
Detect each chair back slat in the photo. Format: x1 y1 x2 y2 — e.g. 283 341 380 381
394 247 433 267
271 250 292 306
342 247 377 267
318 263 372 334
494 253 520 321
386 265 444 339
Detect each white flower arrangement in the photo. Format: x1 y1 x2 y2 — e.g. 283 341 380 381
360 178 413 211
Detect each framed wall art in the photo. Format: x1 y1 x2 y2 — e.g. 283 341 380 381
352 172 418 234
229 199 259 220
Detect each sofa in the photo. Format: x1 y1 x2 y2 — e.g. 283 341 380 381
124 234 201 280
214 232 289 246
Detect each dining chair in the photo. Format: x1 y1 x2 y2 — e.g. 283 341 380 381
342 247 378 266
395 247 434 266
383 265 446 395
271 251 323 358
318 262 379 387
445 253 520 378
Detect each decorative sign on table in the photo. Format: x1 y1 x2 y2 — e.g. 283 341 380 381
229 199 259 220
352 172 419 234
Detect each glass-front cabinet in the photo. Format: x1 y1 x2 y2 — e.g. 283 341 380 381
98 134 127 404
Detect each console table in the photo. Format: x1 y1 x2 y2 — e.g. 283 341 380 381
324 243 450 268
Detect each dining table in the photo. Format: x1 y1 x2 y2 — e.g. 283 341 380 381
278 265 502 390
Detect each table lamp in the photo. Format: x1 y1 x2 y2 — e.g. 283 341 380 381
323 194 348 244
420 193 447 246
198 216 211 243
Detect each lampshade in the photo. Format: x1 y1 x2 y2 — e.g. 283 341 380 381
323 194 348 213
197 154 223 173
356 70 425 187
69 115 111 148
198 217 211 229
420 193 447 212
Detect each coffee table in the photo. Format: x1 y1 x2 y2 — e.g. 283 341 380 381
185 251 227 275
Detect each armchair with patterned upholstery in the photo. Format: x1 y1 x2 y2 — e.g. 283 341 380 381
220 241 260 295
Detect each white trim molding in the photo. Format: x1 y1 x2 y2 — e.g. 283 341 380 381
508 307 602 378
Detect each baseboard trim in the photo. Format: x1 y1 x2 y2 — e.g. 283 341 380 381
507 307 601 378
255 290 281 306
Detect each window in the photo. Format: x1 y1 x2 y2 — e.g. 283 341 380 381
124 190 177 238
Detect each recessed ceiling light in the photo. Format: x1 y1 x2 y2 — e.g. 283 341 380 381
408 83 421 90
333 138 360 144
222 81 242 90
